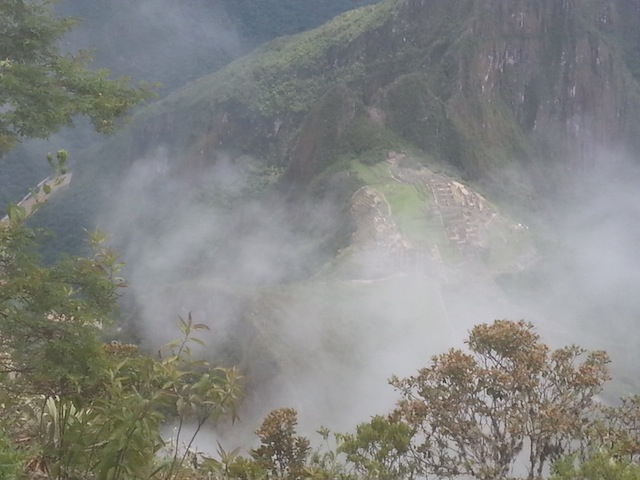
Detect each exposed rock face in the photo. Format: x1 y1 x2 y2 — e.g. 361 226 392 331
131 0 640 200
454 0 639 164
368 0 640 179
285 85 358 182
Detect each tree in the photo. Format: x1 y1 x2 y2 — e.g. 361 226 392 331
0 0 150 153
591 394 640 463
0 190 242 477
338 415 417 480
0 3 210 478
12 315 243 480
389 320 610 480
0 226 122 397
550 395 640 480
251 408 311 480
552 448 640 480
0 0 150 396
0 224 125 477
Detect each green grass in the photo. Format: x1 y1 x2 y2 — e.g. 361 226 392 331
349 158 537 268
386 184 432 245
350 159 388 185
350 159 450 251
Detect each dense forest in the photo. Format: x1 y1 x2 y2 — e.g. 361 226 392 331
3 1 640 479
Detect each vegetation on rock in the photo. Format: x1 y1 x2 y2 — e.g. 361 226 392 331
3 2 640 478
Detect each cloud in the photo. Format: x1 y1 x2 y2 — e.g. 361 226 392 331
55 0 243 90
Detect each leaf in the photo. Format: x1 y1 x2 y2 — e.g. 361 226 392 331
176 397 186 415
6 203 26 223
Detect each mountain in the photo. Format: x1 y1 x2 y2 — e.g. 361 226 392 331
0 0 382 209
26 0 640 435
121 0 640 200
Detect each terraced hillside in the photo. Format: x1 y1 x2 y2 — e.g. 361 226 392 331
343 153 535 277
114 147 538 439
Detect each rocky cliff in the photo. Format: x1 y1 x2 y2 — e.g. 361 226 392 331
123 0 640 206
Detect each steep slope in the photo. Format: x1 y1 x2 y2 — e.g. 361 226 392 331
121 0 640 202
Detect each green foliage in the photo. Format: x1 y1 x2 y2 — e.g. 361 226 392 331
251 408 311 480
0 0 151 152
1 215 241 479
0 311 242 479
117 321 640 480
338 416 416 479
0 429 25 479
200 410 352 480
553 394 640 478
382 73 476 174
338 116 400 163
153 0 394 119
159 314 244 480
552 449 640 480
222 0 381 45
0 3 250 478
0 223 122 399
592 395 640 463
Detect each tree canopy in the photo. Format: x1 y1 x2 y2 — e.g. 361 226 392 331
194 321 639 480
0 3 245 478
0 0 150 153
388 320 610 479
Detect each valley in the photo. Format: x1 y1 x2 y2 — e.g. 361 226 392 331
3 0 640 477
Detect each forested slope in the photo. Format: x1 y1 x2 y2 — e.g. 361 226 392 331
3 2 640 477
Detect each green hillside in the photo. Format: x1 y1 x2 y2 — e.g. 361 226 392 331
25 0 640 329
111 0 640 200
4 2 640 475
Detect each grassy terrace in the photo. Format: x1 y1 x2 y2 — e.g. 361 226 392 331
349 158 536 268
350 159 450 252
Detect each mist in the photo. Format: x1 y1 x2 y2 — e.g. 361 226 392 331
1 0 244 232
95 139 640 457
502 151 640 397
100 149 450 443
54 0 244 92
35 0 640 456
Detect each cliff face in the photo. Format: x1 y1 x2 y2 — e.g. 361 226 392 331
128 0 640 202
438 0 640 166
365 0 640 180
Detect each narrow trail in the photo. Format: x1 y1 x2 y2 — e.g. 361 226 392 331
1 173 72 223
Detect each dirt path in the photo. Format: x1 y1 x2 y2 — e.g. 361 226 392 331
1 173 72 223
